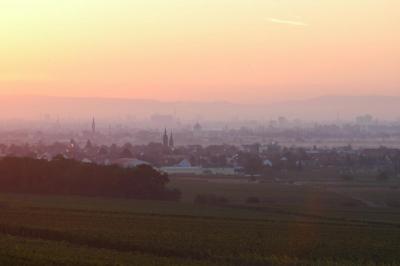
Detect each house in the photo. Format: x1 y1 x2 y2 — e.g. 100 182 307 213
176 159 192 167
81 158 92 164
263 159 273 167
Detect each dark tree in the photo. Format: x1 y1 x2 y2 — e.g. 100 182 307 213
0 157 180 201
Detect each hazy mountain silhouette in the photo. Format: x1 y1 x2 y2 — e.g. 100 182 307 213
0 94 399 121
266 95 400 121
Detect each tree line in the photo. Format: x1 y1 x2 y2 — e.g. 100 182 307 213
0 157 180 200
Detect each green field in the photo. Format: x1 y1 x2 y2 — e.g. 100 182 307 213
0 177 400 265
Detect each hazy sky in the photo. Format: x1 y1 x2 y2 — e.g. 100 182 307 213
1 0 399 103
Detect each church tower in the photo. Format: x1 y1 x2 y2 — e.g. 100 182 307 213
169 131 174 148
163 128 169 147
92 117 96 134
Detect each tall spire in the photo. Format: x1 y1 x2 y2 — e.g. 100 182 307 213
163 128 168 147
169 131 174 148
92 117 96 134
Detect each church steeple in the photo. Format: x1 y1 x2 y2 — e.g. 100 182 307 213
92 117 96 134
163 128 169 147
169 131 174 148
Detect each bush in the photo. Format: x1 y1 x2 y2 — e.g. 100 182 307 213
376 171 389 181
194 194 229 205
340 174 354 181
386 199 400 208
246 197 260 204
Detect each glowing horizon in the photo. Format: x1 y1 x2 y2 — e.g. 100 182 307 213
1 0 399 103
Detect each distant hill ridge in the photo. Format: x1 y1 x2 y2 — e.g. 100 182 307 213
0 94 399 121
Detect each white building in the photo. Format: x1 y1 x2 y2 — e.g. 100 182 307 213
161 159 237 176
111 158 151 168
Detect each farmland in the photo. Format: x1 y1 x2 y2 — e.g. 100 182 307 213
0 175 400 266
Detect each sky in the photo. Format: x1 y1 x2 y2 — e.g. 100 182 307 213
1 0 399 103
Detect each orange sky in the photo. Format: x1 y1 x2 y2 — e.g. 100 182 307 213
1 0 399 103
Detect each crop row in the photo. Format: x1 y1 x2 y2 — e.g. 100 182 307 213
0 206 399 265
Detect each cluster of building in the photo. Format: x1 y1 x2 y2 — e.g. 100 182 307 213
1 127 400 178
